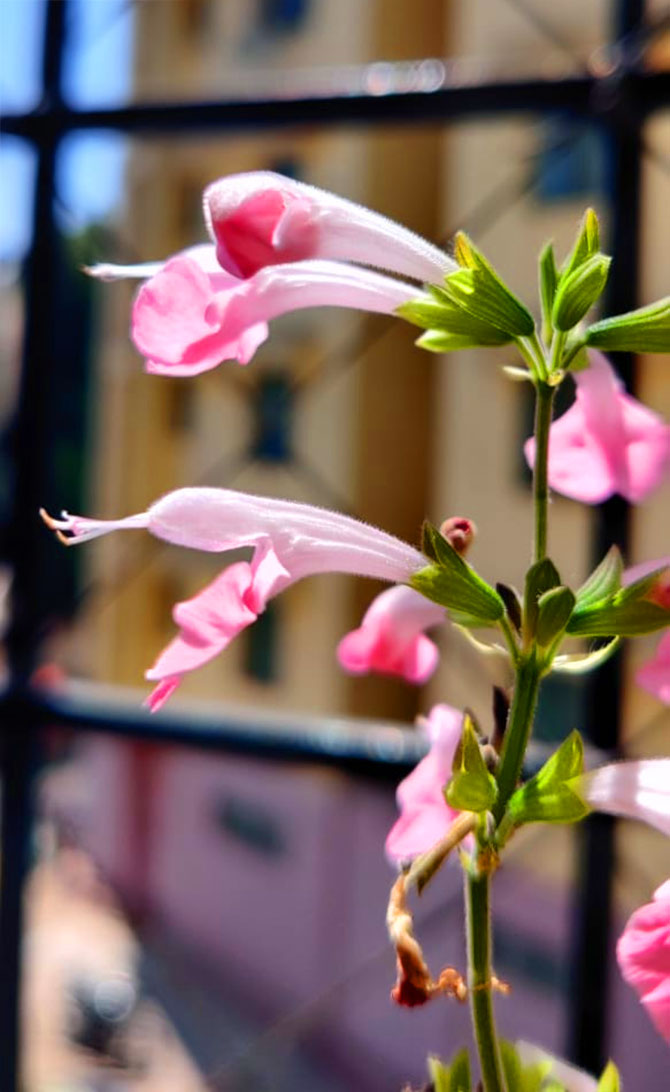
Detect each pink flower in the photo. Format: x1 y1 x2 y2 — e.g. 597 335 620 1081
132 256 419 376
580 758 670 837
41 487 428 710
203 170 455 283
637 633 670 705
386 705 464 863
617 879 670 1042
337 585 444 684
525 351 670 504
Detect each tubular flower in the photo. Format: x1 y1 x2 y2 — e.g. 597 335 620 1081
337 585 444 684
132 257 420 376
386 704 464 863
525 351 670 504
617 879 670 1043
202 170 456 283
41 487 428 710
579 758 670 837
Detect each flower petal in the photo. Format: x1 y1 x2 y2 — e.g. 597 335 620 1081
337 585 443 683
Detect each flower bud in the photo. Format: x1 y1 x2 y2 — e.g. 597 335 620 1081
439 516 476 557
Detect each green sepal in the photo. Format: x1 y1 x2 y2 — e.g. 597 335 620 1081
416 329 507 354
446 715 498 813
575 546 623 610
504 731 589 828
524 557 561 638
450 231 535 336
584 296 670 352
597 1061 621 1092
552 253 611 332
427 1049 472 1092
539 242 559 345
412 523 505 625
568 565 670 637
535 585 576 647
500 1041 550 1092
398 288 511 346
560 207 601 282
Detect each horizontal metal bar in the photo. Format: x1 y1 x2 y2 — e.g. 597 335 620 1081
0 679 609 780
3 70 669 141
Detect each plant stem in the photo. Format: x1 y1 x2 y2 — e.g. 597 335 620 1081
493 653 542 820
532 381 555 565
466 869 506 1092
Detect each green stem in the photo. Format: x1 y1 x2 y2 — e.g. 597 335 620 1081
532 381 555 565
493 653 542 820
466 869 506 1092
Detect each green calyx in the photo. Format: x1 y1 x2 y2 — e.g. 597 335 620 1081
500 731 589 836
568 563 670 637
411 522 505 626
446 715 498 813
585 296 670 353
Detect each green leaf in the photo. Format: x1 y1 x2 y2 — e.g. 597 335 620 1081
416 329 506 353
524 557 562 638
568 564 670 637
448 1049 472 1092
505 731 589 828
597 1061 620 1092
535 586 576 647
552 253 611 331
450 231 535 336
411 524 505 625
446 715 498 813
539 242 559 344
575 546 623 610
560 207 601 281
427 1051 472 1092
585 297 670 353
499 1041 549 1092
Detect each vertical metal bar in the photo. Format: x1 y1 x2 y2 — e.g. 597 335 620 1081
567 0 644 1073
0 2 67 1089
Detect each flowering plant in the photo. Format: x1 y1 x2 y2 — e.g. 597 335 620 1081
45 173 670 1089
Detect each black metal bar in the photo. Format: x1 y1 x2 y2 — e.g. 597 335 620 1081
0 1 68 1088
567 0 645 1074
3 70 670 142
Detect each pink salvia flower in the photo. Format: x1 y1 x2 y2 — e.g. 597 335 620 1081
617 879 670 1042
203 170 456 283
525 351 670 504
580 758 670 836
41 488 428 709
131 257 421 376
386 704 464 863
637 633 670 705
337 585 444 684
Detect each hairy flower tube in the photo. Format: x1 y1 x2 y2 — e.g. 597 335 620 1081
41 487 429 710
202 170 456 283
617 879 670 1042
525 351 670 504
580 758 670 837
386 704 464 863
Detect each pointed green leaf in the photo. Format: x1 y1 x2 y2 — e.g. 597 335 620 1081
524 557 562 637
427 1055 452 1092
575 547 623 609
450 231 535 336
412 524 505 625
536 585 576 647
448 1049 472 1092
585 297 670 352
597 1061 620 1092
539 242 559 344
552 253 611 331
446 715 498 813
505 731 589 827
416 329 506 354
560 208 601 281
568 564 670 637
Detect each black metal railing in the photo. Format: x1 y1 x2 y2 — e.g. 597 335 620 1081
2 0 669 1088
